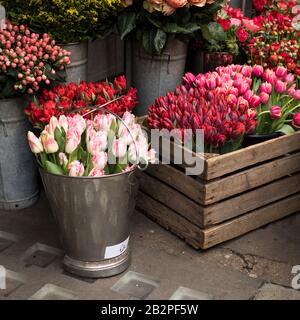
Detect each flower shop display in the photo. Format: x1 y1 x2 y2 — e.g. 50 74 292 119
138 65 300 250
25 76 137 129
118 0 225 115
28 110 155 277
0 22 70 210
1 0 132 82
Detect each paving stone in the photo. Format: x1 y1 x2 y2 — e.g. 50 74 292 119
29 284 76 300
254 283 300 300
111 271 160 300
169 287 213 300
0 269 26 299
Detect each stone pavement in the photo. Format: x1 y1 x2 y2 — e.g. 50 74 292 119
0 192 300 300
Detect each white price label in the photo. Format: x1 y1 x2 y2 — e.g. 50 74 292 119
104 237 129 259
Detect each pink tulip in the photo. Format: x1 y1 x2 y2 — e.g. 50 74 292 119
40 130 59 154
241 66 252 77
28 131 43 154
252 65 264 77
263 69 277 84
275 66 288 78
58 115 68 133
92 152 108 170
238 82 250 95
249 95 261 108
293 90 300 100
122 111 136 127
88 168 105 177
270 106 282 119
293 113 300 127
87 130 108 155
47 116 59 135
58 152 68 166
287 84 296 96
68 161 84 177
260 82 272 94
112 138 127 158
94 114 116 131
259 92 270 105
65 128 81 154
67 114 86 135
244 89 254 101
284 73 295 83
275 80 287 94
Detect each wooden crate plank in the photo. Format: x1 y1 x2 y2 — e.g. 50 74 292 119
204 152 300 205
205 132 300 180
136 192 203 249
140 173 204 227
204 172 300 226
146 164 205 204
202 193 300 249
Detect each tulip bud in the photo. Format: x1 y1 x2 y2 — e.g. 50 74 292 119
89 168 105 177
40 130 59 154
28 131 44 154
275 80 287 94
270 106 282 119
293 113 300 127
259 92 270 105
112 138 127 159
92 151 108 170
293 90 300 100
252 65 264 77
68 160 84 177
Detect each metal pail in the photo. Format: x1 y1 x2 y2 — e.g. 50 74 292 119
131 39 188 116
40 168 140 278
61 41 88 83
0 97 39 210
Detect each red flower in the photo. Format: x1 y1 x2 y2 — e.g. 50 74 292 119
217 17 231 31
253 0 267 11
236 27 249 43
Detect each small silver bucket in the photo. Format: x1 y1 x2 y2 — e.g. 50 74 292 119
40 168 140 278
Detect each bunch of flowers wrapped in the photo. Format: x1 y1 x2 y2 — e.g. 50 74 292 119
1 0 132 43
25 76 137 129
148 64 300 154
0 22 70 98
117 0 225 54
201 4 261 56
144 0 216 16
27 111 156 177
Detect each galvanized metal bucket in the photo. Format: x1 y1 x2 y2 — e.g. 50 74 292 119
61 41 88 83
131 39 188 116
40 168 140 278
0 97 39 210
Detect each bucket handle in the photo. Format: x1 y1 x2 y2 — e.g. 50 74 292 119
67 98 148 172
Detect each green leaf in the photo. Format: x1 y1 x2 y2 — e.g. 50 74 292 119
54 127 65 152
207 22 225 41
45 161 64 175
142 29 156 55
117 11 137 40
154 29 167 54
277 124 295 135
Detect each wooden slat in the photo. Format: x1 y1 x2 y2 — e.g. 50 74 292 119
146 164 205 204
204 131 300 180
139 173 204 227
204 172 300 226
202 193 300 249
204 152 300 205
136 192 203 249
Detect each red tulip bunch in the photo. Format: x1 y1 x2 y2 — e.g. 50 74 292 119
25 76 138 129
253 0 297 14
148 68 256 154
148 64 300 154
0 22 71 98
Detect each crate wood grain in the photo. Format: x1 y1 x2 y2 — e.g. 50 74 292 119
138 191 300 249
138 130 300 249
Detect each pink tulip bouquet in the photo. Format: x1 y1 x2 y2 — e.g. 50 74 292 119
148 64 300 154
0 22 71 98
28 112 156 177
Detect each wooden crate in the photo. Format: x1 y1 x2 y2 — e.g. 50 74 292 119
137 131 300 249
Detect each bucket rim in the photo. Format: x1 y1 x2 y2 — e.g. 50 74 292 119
39 166 137 180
